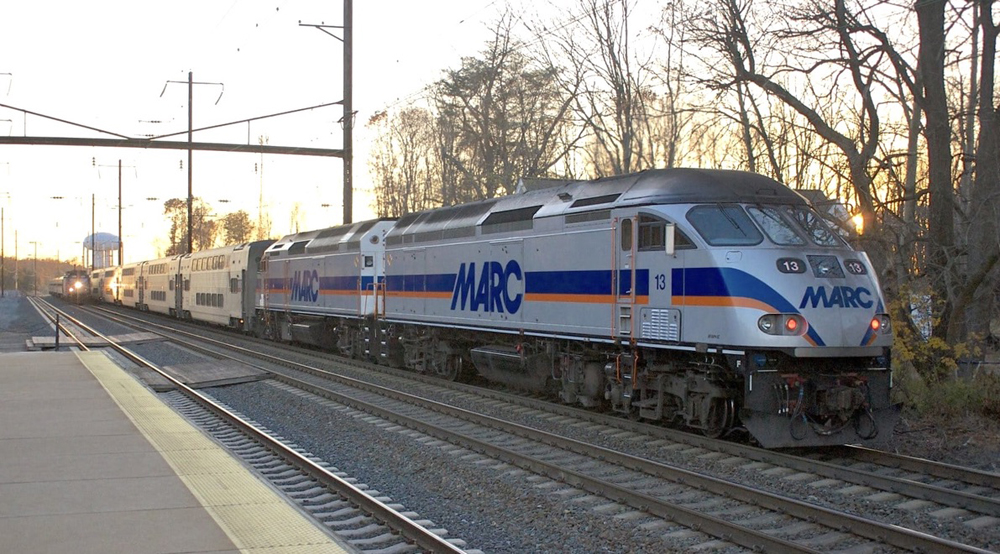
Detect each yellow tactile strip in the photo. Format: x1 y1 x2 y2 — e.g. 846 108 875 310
77 350 350 554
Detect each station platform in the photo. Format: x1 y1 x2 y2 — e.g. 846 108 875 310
0 349 354 554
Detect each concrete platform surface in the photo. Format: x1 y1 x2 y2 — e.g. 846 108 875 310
0 292 51 353
0 350 352 554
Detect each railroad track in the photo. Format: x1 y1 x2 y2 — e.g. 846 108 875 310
28 295 95 349
75 301 1000 552
37 297 468 554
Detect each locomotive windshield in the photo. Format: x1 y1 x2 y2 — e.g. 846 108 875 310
686 205 763 246
689 203 847 248
781 206 845 246
746 206 805 245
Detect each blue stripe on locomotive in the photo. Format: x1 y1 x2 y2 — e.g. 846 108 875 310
674 267 826 346
674 267 797 312
385 269 650 297
264 275 377 293
528 269 650 296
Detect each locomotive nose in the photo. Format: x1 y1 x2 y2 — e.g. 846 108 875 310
796 282 890 348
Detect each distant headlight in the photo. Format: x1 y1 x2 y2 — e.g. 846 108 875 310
73 281 83 290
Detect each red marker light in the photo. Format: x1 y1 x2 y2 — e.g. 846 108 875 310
785 317 798 332
871 317 881 331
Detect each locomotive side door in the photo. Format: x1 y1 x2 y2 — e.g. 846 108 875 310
615 212 684 342
613 215 638 339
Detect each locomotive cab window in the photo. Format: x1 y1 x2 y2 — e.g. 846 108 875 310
686 205 763 246
638 214 695 251
621 218 632 251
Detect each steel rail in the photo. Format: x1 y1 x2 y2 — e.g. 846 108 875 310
842 445 1000 489
28 296 89 351
43 300 465 554
86 305 992 554
90 303 1000 517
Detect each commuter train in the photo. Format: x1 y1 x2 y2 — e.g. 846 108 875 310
94 168 897 448
47 269 91 303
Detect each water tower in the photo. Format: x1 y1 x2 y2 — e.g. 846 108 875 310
83 232 121 270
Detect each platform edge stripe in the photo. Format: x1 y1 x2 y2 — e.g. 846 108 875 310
75 350 350 554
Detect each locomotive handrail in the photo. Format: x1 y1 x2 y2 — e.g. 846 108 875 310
361 281 386 319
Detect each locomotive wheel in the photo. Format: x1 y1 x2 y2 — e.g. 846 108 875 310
435 354 461 381
702 398 729 439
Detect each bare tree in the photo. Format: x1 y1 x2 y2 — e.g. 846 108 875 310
961 0 1000 339
546 0 658 175
220 210 255 245
191 201 217 252
915 0 957 337
434 12 579 200
163 198 216 255
367 107 441 217
688 0 920 270
289 202 303 234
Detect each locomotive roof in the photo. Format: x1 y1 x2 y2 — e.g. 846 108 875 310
385 168 809 242
531 168 809 217
267 218 395 256
273 169 811 249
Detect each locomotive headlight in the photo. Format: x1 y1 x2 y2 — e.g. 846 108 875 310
784 317 799 333
871 314 891 333
758 314 806 336
758 315 776 333
782 314 806 335
74 281 83 290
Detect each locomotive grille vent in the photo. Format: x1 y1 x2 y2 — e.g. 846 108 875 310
565 210 611 224
641 308 680 341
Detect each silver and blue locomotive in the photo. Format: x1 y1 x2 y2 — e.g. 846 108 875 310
256 168 896 448
47 269 91 303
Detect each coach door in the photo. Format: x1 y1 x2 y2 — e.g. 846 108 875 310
172 273 181 314
137 268 145 308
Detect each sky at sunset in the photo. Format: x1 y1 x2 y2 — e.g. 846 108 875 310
0 0 529 263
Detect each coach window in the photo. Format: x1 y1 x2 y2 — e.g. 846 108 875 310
621 218 632 251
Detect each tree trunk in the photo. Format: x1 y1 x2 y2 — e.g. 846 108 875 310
915 0 956 339
964 0 1000 341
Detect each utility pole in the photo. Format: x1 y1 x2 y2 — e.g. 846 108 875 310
1 206 4 298
187 71 193 254
30 240 36 297
118 159 123 264
91 193 95 271
93 157 130 265
300 0 354 224
343 0 353 225
161 72 223 254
